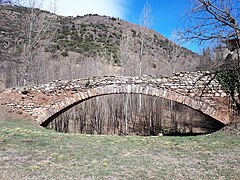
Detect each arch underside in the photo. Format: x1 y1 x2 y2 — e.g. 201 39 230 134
37 84 230 127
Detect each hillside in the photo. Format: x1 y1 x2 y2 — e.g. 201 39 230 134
0 5 200 88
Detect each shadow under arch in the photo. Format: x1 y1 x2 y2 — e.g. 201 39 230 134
38 84 229 127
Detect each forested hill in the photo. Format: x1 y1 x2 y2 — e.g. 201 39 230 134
0 4 200 88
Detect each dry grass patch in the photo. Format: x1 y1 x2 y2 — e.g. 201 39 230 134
0 119 239 179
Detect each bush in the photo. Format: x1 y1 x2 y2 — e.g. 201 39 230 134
61 51 69 57
110 17 117 21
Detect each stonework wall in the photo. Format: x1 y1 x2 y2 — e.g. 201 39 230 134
5 71 226 96
0 71 232 125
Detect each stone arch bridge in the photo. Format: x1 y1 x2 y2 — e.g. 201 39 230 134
0 71 233 126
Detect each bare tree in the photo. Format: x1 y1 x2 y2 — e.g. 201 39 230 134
181 0 240 113
166 30 184 74
139 1 153 75
137 1 154 113
3 0 58 87
120 35 131 75
197 47 213 70
182 0 240 44
21 0 57 85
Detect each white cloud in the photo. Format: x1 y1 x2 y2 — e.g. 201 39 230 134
46 0 130 19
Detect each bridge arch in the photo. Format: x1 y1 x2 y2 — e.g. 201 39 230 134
37 84 229 127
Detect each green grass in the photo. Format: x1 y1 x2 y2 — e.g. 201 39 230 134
0 119 240 180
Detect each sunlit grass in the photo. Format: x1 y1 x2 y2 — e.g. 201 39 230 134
0 119 239 179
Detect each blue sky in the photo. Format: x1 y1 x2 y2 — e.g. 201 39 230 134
41 0 199 53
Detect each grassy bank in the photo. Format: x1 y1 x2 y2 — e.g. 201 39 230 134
0 119 240 180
